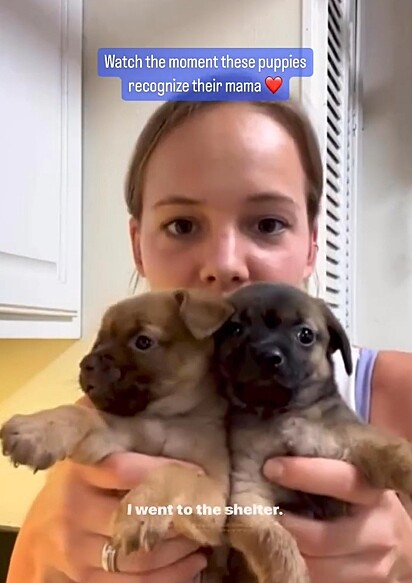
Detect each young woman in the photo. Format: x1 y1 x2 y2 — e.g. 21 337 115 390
7 101 412 583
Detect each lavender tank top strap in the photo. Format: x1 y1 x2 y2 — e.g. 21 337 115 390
354 348 379 422
333 346 378 423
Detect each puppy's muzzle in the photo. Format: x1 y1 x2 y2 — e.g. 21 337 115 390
78 349 151 416
79 351 122 393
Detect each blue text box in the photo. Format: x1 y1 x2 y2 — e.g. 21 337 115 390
97 47 313 101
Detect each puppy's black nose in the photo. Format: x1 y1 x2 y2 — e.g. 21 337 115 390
253 346 285 368
268 348 284 368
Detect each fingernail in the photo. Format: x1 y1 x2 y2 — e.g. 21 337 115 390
265 460 284 479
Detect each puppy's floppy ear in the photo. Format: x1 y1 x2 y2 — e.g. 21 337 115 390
316 299 353 375
173 290 235 340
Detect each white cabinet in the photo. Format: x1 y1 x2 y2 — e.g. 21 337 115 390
0 0 82 338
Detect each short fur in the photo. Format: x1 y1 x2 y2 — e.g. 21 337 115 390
214 282 412 583
0 289 235 581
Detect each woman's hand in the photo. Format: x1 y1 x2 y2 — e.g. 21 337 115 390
263 457 412 583
7 452 207 583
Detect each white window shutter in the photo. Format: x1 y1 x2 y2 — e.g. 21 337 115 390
302 0 358 335
324 0 357 333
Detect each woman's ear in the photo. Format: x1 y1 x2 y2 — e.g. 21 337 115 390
129 217 145 276
304 224 319 279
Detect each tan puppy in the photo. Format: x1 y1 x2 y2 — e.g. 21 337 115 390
215 282 412 583
0 289 235 576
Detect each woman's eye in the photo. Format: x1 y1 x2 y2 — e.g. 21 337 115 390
164 219 196 236
255 217 286 235
297 327 315 346
133 335 155 351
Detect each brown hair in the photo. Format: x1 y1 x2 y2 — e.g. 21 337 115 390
125 100 323 228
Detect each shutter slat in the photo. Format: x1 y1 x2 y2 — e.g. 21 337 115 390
329 0 343 24
327 113 342 138
327 219 340 237
326 160 340 181
327 81 342 109
327 46 343 79
328 101 342 126
327 125 341 151
329 4 343 37
324 292 340 310
328 25 342 56
327 141 341 166
326 207 340 225
328 71 342 94
326 264 340 279
326 185 341 208
328 10 342 44
326 174 340 196
326 230 341 253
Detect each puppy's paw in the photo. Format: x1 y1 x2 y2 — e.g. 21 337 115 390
174 505 223 547
352 439 412 495
111 489 173 554
0 413 70 471
280 417 319 456
280 417 342 459
112 513 172 555
111 489 224 554
228 515 310 583
280 417 305 454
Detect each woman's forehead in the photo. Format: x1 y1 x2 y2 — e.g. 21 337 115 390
142 104 306 206
146 103 301 163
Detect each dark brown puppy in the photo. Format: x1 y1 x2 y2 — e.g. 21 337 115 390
0 289 235 575
214 282 412 583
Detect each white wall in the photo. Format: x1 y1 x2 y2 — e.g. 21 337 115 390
82 0 303 336
355 0 412 351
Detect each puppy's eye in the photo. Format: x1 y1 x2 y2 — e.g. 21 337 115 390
133 335 155 351
223 321 244 337
297 326 315 346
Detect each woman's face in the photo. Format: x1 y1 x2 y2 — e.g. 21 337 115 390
130 103 317 295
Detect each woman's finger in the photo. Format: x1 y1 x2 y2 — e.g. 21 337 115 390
75 452 203 491
60 463 179 540
74 532 202 573
278 491 398 557
73 483 122 537
263 457 386 506
87 551 207 583
70 482 183 540
51 517 205 581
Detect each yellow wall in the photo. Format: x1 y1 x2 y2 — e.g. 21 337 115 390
0 339 93 528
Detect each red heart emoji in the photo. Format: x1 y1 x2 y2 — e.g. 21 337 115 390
265 76 283 94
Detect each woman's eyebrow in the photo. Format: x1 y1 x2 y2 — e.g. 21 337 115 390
245 192 297 208
151 192 297 209
152 195 202 208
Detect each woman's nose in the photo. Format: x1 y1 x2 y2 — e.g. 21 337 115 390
199 229 249 291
